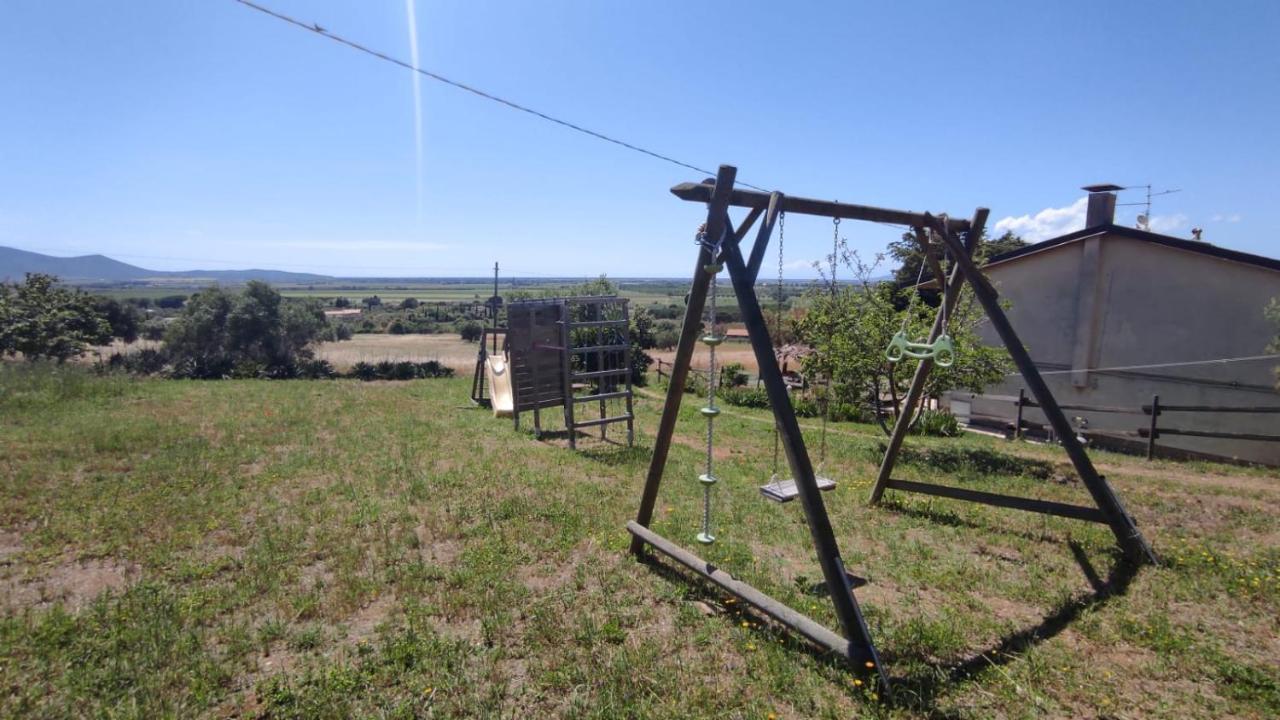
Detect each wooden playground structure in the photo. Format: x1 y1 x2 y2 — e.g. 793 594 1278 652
626 165 1157 697
472 293 635 449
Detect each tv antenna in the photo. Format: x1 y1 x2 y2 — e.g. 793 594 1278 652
1117 184 1181 231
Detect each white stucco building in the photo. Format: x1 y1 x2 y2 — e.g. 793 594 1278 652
950 190 1280 466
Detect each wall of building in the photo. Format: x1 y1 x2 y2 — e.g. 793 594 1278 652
952 232 1280 465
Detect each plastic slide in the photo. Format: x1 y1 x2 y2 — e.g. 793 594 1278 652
486 355 514 417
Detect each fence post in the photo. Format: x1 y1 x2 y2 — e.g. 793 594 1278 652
1014 388 1025 440
1146 394 1160 460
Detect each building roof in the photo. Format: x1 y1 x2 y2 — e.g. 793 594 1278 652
984 224 1280 274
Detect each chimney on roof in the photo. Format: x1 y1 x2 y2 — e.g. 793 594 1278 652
1081 183 1121 228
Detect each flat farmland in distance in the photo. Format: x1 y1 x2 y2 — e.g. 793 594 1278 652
84 279 748 308
314 333 478 372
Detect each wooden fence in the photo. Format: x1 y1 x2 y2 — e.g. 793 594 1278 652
995 389 1280 460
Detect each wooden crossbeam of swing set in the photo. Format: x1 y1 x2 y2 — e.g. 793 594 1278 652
671 181 972 232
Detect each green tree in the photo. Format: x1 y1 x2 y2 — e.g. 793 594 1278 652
457 321 484 342
794 250 1014 421
628 306 656 386
165 282 329 378
93 297 142 343
889 228 1028 297
0 273 111 362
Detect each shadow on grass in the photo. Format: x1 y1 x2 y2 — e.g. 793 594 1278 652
876 497 1074 547
629 521 1142 715
631 549 883 682
887 547 1140 714
528 429 649 466
877 444 1057 480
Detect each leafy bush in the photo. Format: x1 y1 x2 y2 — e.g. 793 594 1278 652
458 322 484 343
101 348 168 376
720 362 749 387
351 361 377 381
652 329 679 350
345 360 453 381
720 386 770 409
915 409 960 437
792 395 867 423
297 359 337 379
141 318 167 341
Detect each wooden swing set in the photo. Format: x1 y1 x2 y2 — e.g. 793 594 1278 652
626 165 1157 695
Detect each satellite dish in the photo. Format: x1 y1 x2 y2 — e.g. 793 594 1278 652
1136 214 1149 229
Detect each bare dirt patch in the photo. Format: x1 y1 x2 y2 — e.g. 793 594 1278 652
415 525 461 567
343 594 397 644
2 552 141 612
672 433 733 461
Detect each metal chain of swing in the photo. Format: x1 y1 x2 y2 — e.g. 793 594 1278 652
900 227 930 335
818 217 839 471
770 212 785 483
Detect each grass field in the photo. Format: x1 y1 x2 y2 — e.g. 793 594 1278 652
1 365 1277 718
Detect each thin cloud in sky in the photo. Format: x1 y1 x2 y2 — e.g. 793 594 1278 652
276 240 450 252
1148 214 1188 234
1211 213 1242 223
996 197 1189 240
994 197 1088 241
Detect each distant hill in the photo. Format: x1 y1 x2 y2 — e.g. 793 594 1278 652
0 246 330 283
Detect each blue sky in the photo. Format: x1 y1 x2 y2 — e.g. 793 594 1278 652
2 1 1277 278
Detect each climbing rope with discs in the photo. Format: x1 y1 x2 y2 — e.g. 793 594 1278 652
696 225 724 544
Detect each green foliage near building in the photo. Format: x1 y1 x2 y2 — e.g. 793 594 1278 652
888 228 1027 300
0 273 113 362
794 249 1014 417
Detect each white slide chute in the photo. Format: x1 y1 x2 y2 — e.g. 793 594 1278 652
486 355 514 417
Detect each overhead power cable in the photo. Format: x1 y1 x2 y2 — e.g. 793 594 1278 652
232 0 769 192
1018 354 1280 377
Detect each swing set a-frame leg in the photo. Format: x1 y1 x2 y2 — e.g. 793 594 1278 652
869 210 987 505
628 165 890 696
868 213 1158 566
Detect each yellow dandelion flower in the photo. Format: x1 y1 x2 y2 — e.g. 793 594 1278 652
741 621 750 628
853 679 863 686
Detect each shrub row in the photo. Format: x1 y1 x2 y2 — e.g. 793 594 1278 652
99 351 454 382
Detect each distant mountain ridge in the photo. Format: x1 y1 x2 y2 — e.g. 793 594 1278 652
0 246 330 283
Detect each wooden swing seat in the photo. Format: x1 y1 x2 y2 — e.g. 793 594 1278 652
759 476 836 503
